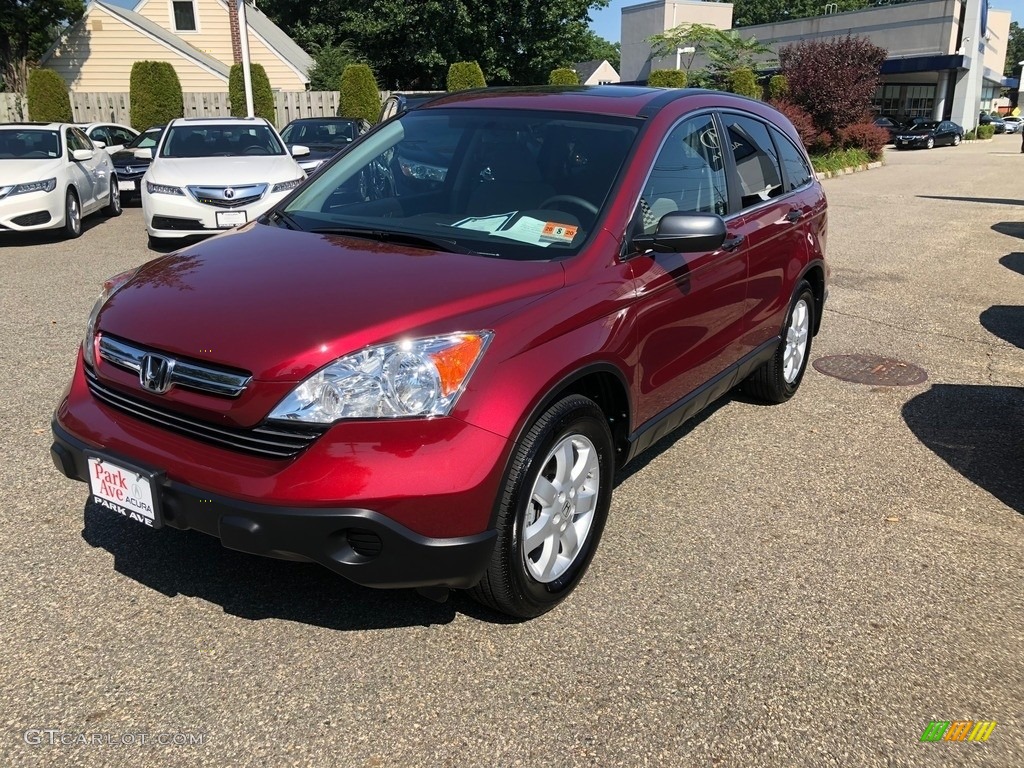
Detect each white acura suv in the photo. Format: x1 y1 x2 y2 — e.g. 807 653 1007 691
140 117 308 243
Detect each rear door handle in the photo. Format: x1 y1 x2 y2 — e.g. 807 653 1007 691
721 235 745 252
785 209 803 223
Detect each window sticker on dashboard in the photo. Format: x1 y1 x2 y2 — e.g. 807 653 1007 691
540 222 578 243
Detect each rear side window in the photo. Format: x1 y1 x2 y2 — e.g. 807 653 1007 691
771 127 813 192
720 114 784 209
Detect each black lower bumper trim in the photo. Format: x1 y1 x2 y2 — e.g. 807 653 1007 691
52 420 496 590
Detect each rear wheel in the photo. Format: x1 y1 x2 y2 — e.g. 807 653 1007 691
104 181 122 217
469 395 614 618
63 189 82 239
743 281 815 404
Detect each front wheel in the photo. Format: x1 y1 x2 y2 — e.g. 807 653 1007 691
743 281 816 404
63 189 82 239
469 395 614 618
926 137 935 149
952 134 961 146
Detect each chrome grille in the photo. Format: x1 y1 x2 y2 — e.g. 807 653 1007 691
85 367 325 459
99 335 251 398
187 183 267 209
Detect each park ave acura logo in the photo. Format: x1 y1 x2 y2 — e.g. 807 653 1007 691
139 353 174 394
224 188 235 199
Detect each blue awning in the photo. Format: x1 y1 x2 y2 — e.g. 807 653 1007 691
881 54 966 75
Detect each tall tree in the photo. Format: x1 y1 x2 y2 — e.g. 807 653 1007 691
0 0 84 92
732 0 870 28
1006 21 1024 78
259 0 607 88
579 31 620 72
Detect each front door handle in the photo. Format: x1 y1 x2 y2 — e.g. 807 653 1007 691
785 209 802 223
721 234 745 252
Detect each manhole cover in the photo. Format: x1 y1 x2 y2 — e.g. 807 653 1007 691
812 354 928 386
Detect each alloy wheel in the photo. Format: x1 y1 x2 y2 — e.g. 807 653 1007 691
783 299 810 384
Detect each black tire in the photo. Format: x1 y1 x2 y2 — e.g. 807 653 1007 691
469 395 614 618
104 181 122 217
743 280 816 404
952 134 961 146
63 189 82 239
926 137 934 149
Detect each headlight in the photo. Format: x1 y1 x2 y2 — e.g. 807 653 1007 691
399 160 447 182
83 269 139 369
268 332 493 423
272 177 305 193
146 181 183 195
6 178 57 196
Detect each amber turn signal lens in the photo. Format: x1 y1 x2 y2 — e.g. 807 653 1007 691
429 334 485 397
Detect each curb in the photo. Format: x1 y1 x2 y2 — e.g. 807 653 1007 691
815 161 883 181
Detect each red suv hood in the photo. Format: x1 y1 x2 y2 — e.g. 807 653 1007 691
98 223 565 381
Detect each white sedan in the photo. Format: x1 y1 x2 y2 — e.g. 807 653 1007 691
140 117 308 243
78 122 139 153
0 123 121 238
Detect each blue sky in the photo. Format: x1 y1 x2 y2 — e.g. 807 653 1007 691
589 0 1024 43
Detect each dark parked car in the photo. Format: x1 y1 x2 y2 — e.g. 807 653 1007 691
979 113 1006 133
873 116 903 143
51 87 828 618
280 117 371 174
111 126 163 203
894 120 964 149
377 92 445 123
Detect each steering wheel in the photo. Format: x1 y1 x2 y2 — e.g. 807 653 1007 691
242 145 268 155
539 194 599 216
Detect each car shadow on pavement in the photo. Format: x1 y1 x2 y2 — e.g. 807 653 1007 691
902 384 1024 514
0 216 108 247
980 305 1024 349
79 501 523 629
999 253 1024 276
991 222 1024 240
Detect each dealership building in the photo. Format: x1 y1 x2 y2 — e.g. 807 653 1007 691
620 0 1013 130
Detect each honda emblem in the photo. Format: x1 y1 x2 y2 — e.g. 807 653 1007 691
139 354 175 394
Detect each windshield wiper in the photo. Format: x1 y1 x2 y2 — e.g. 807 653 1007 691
268 209 301 230
309 226 490 255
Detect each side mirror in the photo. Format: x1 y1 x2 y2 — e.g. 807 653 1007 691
290 144 310 157
632 211 727 254
92 140 106 149
134 148 153 160
71 148 95 162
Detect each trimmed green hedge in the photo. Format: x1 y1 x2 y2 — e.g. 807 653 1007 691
728 68 760 99
338 64 380 123
767 74 789 100
27 69 72 122
647 69 687 88
447 61 486 91
129 61 183 130
549 68 580 85
229 62 275 121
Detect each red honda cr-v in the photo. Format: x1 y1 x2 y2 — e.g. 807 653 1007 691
52 87 828 618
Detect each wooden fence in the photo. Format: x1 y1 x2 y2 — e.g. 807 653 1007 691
0 93 28 122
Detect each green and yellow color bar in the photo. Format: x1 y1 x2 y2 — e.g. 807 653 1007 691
920 721 997 742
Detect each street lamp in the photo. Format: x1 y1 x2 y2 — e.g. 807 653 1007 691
676 46 696 71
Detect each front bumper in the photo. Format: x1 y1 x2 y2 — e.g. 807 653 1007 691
142 187 289 238
52 420 497 589
0 188 64 232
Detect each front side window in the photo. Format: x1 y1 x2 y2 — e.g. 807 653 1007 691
720 114 784 210
770 128 812 192
636 114 728 235
172 0 197 32
280 109 640 259
281 121 359 147
159 124 285 157
66 128 91 153
110 127 136 145
0 130 61 159
89 126 110 146
127 129 162 150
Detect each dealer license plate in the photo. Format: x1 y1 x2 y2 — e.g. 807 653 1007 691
87 455 160 528
216 210 247 228
118 180 136 192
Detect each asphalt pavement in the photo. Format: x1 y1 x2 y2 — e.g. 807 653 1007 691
0 136 1021 767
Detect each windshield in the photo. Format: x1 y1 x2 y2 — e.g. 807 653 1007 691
0 129 61 159
160 124 285 158
127 128 162 150
281 121 358 146
281 109 639 259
